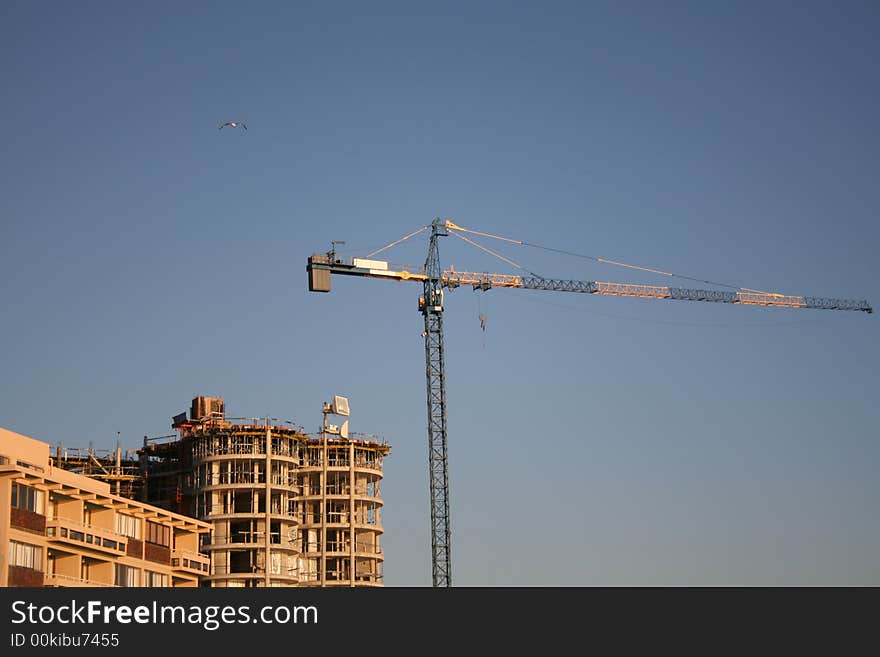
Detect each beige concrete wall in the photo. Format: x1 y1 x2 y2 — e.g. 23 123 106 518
53 552 79 579
48 466 111 495
0 475 10 586
89 559 114 585
87 504 114 531
175 530 198 552
52 496 82 523
0 428 50 468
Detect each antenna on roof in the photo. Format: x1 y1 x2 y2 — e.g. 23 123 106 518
329 240 346 262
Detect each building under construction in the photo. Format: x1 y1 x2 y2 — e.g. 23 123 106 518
51 444 143 501
54 395 391 587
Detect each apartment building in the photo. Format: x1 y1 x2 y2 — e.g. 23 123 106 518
139 396 391 587
1 427 211 587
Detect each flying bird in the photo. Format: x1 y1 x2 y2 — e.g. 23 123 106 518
219 121 247 130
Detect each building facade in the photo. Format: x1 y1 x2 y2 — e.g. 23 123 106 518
139 396 390 587
1 428 211 588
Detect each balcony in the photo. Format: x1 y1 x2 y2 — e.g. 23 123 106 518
45 518 126 556
44 573 116 588
171 549 210 575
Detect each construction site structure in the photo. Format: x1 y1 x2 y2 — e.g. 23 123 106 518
137 395 391 587
51 443 143 501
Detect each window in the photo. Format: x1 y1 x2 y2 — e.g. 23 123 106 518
11 483 44 514
114 564 139 587
115 513 140 539
8 541 42 570
144 571 169 587
146 521 170 547
15 460 43 472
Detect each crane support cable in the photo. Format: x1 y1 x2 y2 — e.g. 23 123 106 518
520 240 780 294
594 257 673 277
448 230 541 277
366 225 430 258
442 220 783 296
445 221 524 245
518 239 782 294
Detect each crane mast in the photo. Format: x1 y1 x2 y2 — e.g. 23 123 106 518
419 219 452 587
306 219 872 588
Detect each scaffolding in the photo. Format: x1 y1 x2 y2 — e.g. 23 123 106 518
51 444 143 500
53 396 392 587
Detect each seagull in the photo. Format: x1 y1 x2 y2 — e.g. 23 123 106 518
219 121 247 130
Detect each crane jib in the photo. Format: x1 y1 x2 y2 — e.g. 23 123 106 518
438 271 871 312
308 256 872 313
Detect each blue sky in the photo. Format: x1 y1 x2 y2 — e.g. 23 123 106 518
1 1 877 586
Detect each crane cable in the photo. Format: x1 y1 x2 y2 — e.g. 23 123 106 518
365 225 430 258
448 230 542 277
444 222 523 245
445 222 782 296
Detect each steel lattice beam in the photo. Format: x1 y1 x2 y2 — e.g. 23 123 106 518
421 219 452 587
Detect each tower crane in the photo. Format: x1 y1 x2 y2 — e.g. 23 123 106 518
306 218 872 587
